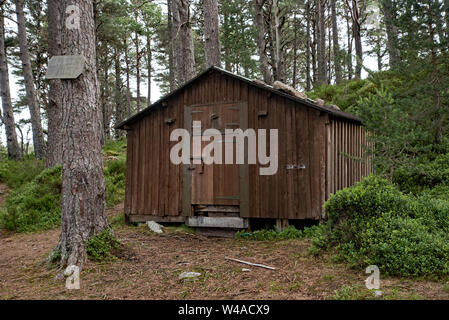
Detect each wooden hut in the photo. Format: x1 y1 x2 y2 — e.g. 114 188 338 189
116 67 372 231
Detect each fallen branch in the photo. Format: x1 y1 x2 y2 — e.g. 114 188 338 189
224 257 276 270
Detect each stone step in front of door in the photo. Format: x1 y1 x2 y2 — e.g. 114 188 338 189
186 216 249 229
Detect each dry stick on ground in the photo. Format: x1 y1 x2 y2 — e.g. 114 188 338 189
224 257 276 270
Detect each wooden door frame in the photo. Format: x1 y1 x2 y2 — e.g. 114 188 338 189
182 101 249 217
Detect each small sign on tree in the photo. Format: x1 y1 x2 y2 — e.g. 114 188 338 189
46 55 85 80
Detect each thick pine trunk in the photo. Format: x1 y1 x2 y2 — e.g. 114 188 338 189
204 0 221 68
46 0 63 167
254 0 272 84
15 0 46 159
0 9 21 160
56 0 108 269
176 0 196 84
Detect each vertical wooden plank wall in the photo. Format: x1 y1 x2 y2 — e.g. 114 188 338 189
123 71 368 222
326 118 373 199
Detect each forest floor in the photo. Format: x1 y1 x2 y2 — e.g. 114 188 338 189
1 193 449 300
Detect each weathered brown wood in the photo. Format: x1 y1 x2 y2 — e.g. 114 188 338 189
121 70 369 224
129 215 186 223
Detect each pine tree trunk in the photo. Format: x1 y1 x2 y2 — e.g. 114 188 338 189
134 13 141 113
380 0 400 68
114 45 123 139
204 0 221 68
272 0 285 82
56 0 108 269
124 37 131 117
0 8 21 160
46 0 63 167
254 0 272 84
15 0 46 159
349 0 362 79
345 10 353 79
331 0 342 84
167 0 176 90
147 36 152 107
305 1 311 91
176 0 196 84
316 0 327 85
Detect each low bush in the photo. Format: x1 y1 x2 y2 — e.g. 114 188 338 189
0 139 128 233
105 158 126 207
315 175 449 277
0 157 45 189
0 166 62 232
86 229 121 261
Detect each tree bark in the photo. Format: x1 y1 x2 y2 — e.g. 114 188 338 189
124 36 131 117
0 7 21 160
272 0 285 82
380 0 400 68
316 0 327 85
254 0 272 84
15 0 46 159
147 35 152 107
56 0 108 269
305 1 311 91
204 0 221 68
176 0 196 84
134 11 141 112
167 0 176 90
346 0 362 79
345 8 353 79
331 0 342 84
114 45 123 139
46 0 63 167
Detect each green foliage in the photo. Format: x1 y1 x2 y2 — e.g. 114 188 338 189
235 225 324 241
104 138 127 207
0 158 45 189
308 78 373 114
105 158 126 207
0 166 62 232
316 175 449 277
0 139 128 233
86 229 121 262
393 151 449 195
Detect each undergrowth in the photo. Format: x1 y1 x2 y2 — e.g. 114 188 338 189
236 225 324 241
312 175 449 278
0 139 127 232
86 229 121 262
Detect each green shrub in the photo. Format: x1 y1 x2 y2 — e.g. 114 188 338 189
0 138 128 233
105 158 126 207
86 229 121 261
0 166 62 232
317 175 449 277
393 153 449 194
0 158 45 189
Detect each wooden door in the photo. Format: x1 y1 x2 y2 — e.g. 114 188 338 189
183 102 248 212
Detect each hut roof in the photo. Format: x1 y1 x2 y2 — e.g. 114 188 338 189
115 66 361 130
